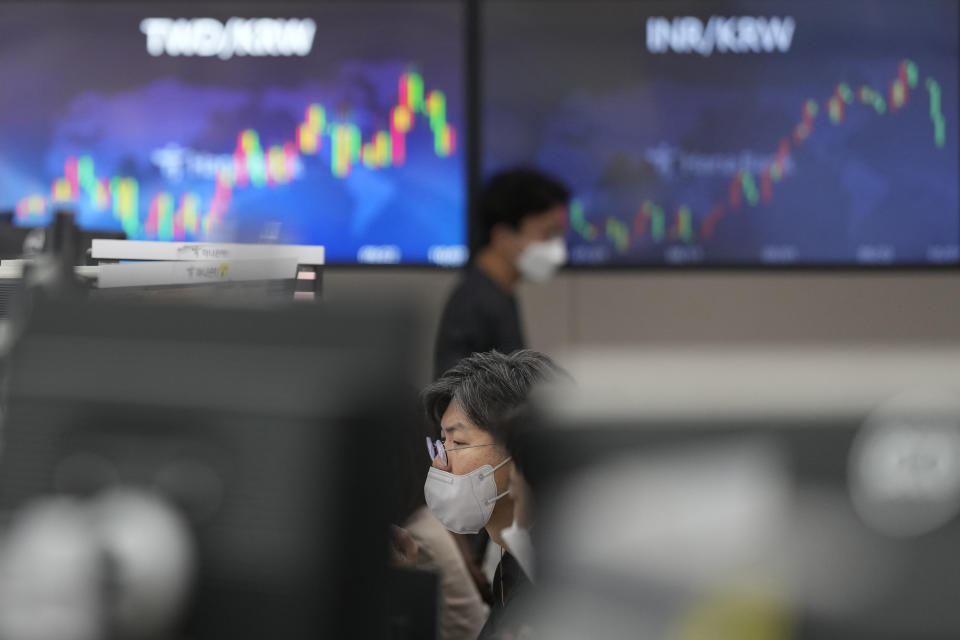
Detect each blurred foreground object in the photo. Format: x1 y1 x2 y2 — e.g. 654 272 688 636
0 296 418 639
0 490 192 640
521 346 960 640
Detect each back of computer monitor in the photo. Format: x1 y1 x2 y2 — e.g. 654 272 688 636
523 347 960 640
0 297 418 640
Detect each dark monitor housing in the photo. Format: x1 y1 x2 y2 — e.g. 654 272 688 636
0 298 419 639
523 349 960 639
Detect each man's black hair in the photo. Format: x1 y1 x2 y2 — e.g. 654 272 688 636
421 350 565 445
474 168 570 250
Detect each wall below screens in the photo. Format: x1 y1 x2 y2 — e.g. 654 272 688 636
323 270 960 383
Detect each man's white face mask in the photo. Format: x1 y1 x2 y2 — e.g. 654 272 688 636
516 237 567 284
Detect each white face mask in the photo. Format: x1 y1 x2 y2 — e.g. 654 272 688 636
516 237 567 284
500 520 535 581
424 457 512 534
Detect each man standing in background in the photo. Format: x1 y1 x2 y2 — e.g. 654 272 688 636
434 168 569 379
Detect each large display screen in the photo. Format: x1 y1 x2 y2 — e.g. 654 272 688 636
484 0 959 266
0 1 467 265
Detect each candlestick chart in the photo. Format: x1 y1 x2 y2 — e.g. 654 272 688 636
15 71 456 241
568 60 951 262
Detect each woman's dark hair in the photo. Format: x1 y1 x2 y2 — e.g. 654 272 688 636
421 350 566 445
475 168 570 250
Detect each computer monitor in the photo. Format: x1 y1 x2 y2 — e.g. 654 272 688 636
0 297 420 639
0 1 467 266
484 0 960 267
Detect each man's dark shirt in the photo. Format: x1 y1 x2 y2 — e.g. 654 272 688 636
434 267 525 378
